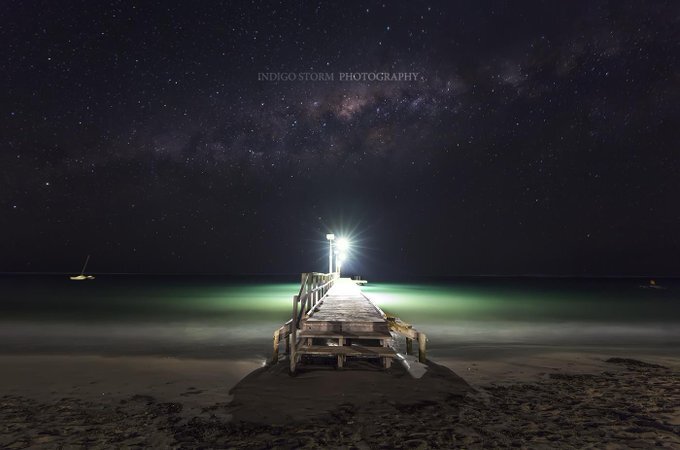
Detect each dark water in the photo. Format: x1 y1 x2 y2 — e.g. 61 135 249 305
1 275 679 360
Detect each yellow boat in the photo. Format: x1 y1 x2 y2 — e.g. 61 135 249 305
70 255 95 281
69 274 95 280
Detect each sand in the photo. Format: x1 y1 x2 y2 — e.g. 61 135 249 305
1 352 679 448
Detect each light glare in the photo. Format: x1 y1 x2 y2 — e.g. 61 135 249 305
336 237 350 251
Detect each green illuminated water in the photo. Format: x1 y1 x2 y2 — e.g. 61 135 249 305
1 276 678 359
363 281 680 323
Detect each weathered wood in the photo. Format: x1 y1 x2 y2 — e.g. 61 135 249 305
305 279 383 323
337 337 345 368
275 320 293 356
387 318 418 340
304 321 391 334
418 332 427 363
382 338 391 369
299 330 392 339
272 329 280 364
272 276 424 372
296 344 396 356
305 273 312 312
290 294 299 373
289 333 296 373
305 299 324 318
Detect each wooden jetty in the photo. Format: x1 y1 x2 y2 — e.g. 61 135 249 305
272 273 427 372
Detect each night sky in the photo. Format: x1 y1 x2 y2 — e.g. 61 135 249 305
1 1 678 277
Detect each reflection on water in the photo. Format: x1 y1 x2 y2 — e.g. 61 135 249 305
1 276 679 358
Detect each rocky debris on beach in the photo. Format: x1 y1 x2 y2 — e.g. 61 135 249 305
458 359 679 448
0 394 182 448
0 358 678 448
605 357 667 369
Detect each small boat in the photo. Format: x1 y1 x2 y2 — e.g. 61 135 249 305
640 279 665 290
70 255 95 280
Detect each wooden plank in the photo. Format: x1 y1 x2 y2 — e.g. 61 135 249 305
276 320 291 338
307 279 387 323
387 318 418 340
304 299 324 318
296 345 396 356
302 321 391 334
298 330 392 339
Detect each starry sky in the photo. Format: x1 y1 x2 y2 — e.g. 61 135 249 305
1 1 679 277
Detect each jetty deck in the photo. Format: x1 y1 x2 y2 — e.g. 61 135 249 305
305 278 389 330
273 274 426 372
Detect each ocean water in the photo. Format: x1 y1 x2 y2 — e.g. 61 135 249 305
1 276 679 361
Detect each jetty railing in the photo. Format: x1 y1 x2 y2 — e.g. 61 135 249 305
271 272 337 364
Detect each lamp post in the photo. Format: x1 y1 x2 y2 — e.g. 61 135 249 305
326 233 335 274
336 253 346 275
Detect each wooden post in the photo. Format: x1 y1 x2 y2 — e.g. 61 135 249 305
289 333 297 373
337 337 344 368
272 329 280 364
418 332 427 363
313 274 318 304
406 338 413 355
290 295 299 373
306 274 313 313
300 274 306 314
382 338 391 369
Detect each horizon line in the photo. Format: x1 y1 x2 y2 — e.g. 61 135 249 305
0 271 677 279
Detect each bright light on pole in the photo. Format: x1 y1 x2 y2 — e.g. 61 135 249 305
336 237 350 252
326 233 335 274
334 238 350 275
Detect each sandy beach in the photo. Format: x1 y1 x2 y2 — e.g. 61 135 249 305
1 351 679 448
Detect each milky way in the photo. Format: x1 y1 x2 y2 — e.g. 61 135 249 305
1 1 678 276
